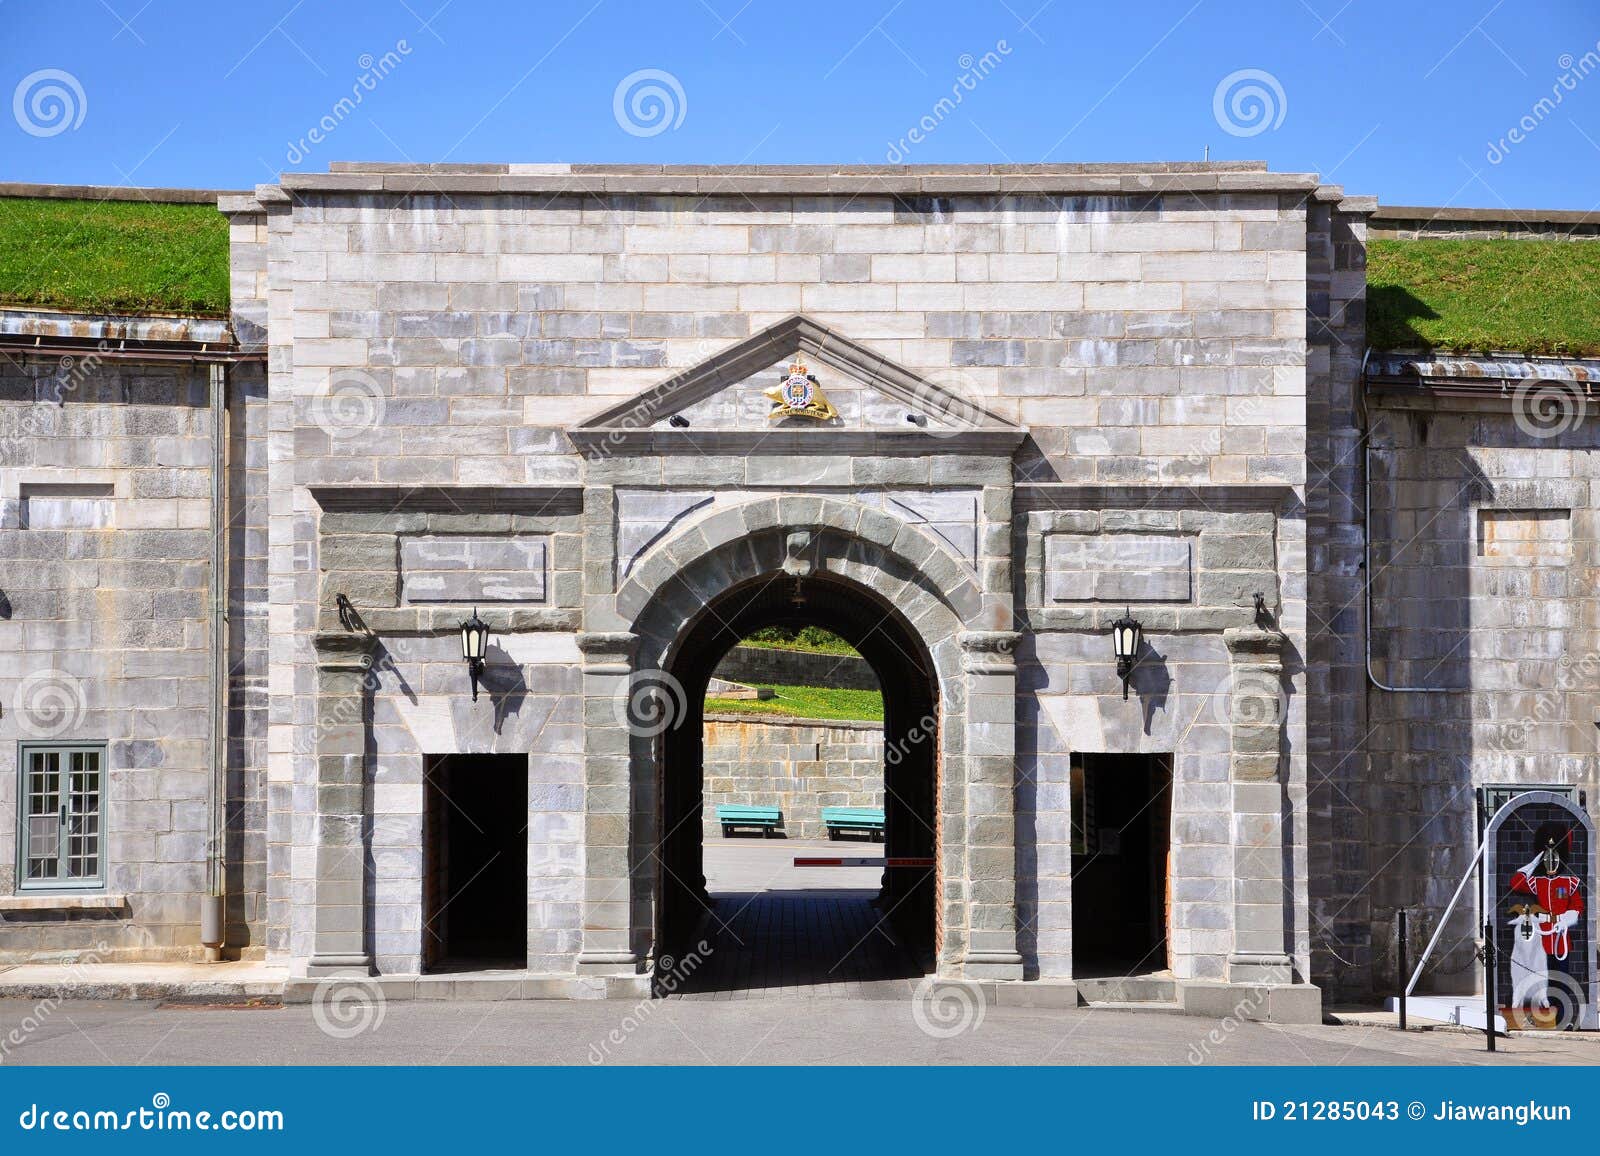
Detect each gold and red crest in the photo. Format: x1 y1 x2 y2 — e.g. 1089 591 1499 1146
763 358 838 421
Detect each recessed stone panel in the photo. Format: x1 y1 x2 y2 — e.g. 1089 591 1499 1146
400 534 547 603
1045 532 1192 602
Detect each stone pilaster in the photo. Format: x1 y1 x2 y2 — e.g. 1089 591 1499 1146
1222 625 1294 985
956 629 1024 980
576 630 640 973
306 631 378 976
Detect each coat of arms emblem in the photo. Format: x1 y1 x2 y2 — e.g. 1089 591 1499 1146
764 357 838 422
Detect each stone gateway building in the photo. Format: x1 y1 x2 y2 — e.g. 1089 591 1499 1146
1 163 1594 1023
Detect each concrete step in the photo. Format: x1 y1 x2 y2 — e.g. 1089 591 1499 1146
1076 975 1178 1004
1079 999 1183 1013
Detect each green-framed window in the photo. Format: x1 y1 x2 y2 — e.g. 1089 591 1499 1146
17 744 105 890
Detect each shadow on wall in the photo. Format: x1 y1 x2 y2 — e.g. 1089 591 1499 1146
479 642 529 736
1127 644 1171 735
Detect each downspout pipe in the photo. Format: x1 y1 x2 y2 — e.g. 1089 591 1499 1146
200 361 229 960
1359 347 1457 694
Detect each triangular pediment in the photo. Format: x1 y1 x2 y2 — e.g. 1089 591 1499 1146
570 315 1024 453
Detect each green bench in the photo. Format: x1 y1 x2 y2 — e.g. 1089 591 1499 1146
822 807 885 840
716 805 783 837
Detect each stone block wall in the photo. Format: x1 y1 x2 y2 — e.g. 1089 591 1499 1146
0 356 226 961
1014 490 1302 982
1361 401 1600 994
701 716 884 841
1304 195 1375 1000
711 645 880 692
231 166 1318 983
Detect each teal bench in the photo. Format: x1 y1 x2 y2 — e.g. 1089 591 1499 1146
822 807 885 840
716 805 783 837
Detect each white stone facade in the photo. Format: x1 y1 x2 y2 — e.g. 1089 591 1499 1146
7 164 1410 1022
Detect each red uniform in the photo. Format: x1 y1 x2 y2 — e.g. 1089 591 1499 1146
1510 854 1583 959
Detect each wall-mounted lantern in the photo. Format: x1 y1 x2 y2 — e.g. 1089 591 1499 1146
1111 608 1142 699
460 609 490 701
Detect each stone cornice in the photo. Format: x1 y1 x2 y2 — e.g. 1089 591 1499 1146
312 630 379 670
571 428 1028 457
309 485 583 515
267 163 1321 199
1223 625 1287 661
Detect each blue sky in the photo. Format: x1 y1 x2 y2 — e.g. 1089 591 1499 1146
3 0 1598 207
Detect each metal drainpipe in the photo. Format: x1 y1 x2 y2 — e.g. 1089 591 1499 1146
1360 348 1454 694
200 361 229 960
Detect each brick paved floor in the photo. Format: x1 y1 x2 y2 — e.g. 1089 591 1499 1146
680 837 922 999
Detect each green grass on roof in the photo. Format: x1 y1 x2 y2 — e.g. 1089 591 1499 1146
1367 237 1600 358
0 197 228 316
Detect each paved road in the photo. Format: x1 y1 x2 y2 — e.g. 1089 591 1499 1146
3 997 1598 1066
704 836 884 892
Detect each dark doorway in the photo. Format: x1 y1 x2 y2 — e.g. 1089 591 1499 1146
655 573 938 996
422 754 527 971
1071 753 1172 978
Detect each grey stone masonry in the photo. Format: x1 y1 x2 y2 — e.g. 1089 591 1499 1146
399 534 548 603
0 355 247 963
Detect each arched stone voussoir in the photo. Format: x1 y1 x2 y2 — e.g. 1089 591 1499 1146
616 493 984 628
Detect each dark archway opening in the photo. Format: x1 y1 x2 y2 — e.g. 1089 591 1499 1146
655 573 939 996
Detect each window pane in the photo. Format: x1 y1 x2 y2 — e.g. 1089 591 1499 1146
65 750 102 880
26 814 60 879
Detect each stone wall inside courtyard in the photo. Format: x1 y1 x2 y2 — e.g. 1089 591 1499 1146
701 716 884 841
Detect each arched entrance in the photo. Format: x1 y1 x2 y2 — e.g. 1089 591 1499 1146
573 495 1026 988
655 571 939 991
